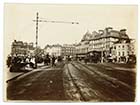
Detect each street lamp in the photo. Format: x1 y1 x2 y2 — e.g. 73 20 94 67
33 12 79 68
34 12 39 69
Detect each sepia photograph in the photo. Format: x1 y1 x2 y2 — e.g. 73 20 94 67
4 3 137 102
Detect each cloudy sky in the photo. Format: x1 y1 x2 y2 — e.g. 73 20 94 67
4 4 137 55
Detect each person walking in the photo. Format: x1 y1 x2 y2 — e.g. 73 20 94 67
84 55 88 64
52 55 56 67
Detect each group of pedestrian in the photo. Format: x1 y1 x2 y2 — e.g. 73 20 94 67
44 54 63 67
6 54 36 72
6 54 64 72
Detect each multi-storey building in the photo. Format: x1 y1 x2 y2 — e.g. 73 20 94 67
44 45 52 55
75 27 132 62
75 31 91 59
44 44 77 57
129 39 136 55
111 39 136 63
11 40 35 56
62 44 76 57
88 27 129 56
44 44 62 57
43 27 135 63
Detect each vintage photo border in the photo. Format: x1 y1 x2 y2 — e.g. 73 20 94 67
1 0 140 105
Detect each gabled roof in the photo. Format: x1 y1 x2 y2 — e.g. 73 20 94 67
89 29 129 41
81 31 93 41
107 30 129 39
44 44 51 49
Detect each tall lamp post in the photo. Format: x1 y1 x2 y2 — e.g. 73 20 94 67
35 12 39 68
33 12 79 68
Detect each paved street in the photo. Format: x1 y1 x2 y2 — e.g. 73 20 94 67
7 61 136 102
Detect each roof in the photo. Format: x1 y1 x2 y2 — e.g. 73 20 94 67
89 29 129 41
113 39 131 44
44 44 62 49
52 44 62 47
81 31 93 41
81 29 129 42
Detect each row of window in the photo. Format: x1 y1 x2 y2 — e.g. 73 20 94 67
89 37 118 44
114 51 130 56
113 45 129 49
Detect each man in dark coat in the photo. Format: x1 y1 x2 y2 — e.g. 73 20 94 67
52 55 56 67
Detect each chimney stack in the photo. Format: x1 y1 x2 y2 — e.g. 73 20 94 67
120 29 126 34
105 27 113 33
98 30 104 35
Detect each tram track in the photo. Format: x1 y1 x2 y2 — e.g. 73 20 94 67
70 61 135 101
86 62 136 87
65 63 88 101
76 61 133 90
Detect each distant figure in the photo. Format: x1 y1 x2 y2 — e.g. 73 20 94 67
52 56 56 67
67 55 71 61
7 55 12 68
44 54 50 65
84 56 88 64
57 56 62 62
30 57 35 68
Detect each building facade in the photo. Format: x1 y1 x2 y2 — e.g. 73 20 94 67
62 44 76 57
111 39 136 63
44 44 62 57
75 27 134 63
75 31 91 59
88 28 129 56
43 27 135 63
11 40 35 56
